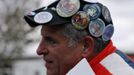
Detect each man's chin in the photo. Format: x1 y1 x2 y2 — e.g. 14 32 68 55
45 65 59 75
45 62 53 69
47 69 59 75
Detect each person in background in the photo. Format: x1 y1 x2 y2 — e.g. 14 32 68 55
24 0 134 75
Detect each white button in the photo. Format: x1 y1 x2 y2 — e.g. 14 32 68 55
34 12 53 24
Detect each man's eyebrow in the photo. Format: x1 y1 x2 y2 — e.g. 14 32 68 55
44 36 52 40
41 33 49 37
40 32 51 38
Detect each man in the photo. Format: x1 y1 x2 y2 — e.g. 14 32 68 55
24 0 134 75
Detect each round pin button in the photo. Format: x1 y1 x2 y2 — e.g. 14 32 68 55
102 24 114 41
89 18 105 37
83 4 101 20
102 6 112 23
72 11 90 30
56 0 80 17
34 12 53 24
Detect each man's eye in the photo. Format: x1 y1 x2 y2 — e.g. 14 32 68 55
44 37 58 45
47 39 57 44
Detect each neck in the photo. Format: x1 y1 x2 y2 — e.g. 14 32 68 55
86 51 99 62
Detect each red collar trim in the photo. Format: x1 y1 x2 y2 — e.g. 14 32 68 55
89 40 116 67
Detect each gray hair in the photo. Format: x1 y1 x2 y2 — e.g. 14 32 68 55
58 23 109 53
62 23 88 48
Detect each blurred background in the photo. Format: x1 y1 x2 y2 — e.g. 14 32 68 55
0 0 134 75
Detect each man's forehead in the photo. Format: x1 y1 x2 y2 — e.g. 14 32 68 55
41 25 63 35
41 25 68 41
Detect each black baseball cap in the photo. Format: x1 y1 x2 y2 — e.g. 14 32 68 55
24 0 96 27
24 0 114 41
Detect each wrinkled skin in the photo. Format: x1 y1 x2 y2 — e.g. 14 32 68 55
36 26 85 75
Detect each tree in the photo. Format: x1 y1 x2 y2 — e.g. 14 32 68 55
0 0 41 75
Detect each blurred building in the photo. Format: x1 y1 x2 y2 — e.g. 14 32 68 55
0 56 46 75
12 56 45 75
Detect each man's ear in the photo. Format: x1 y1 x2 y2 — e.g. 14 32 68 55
82 36 94 58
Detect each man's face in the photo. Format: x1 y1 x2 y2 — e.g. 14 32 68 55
37 26 83 75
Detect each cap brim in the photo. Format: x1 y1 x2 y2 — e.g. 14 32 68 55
24 7 70 27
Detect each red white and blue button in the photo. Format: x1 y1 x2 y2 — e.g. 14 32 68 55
102 6 112 23
72 11 90 30
83 4 101 20
102 24 114 41
56 0 80 17
89 18 105 37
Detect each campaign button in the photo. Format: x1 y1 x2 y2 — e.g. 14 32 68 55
56 0 80 17
72 11 90 30
102 6 112 23
89 18 105 37
34 12 53 24
102 24 114 41
83 4 101 20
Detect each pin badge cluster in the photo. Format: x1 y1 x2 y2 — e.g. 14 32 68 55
72 11 90 30
56 0 80 17
89 18 105 37
102 24 114 41
34 12 53 24
83 4 101 20
102 6 112 23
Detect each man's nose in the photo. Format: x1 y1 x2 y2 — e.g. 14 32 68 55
36 42 48 55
